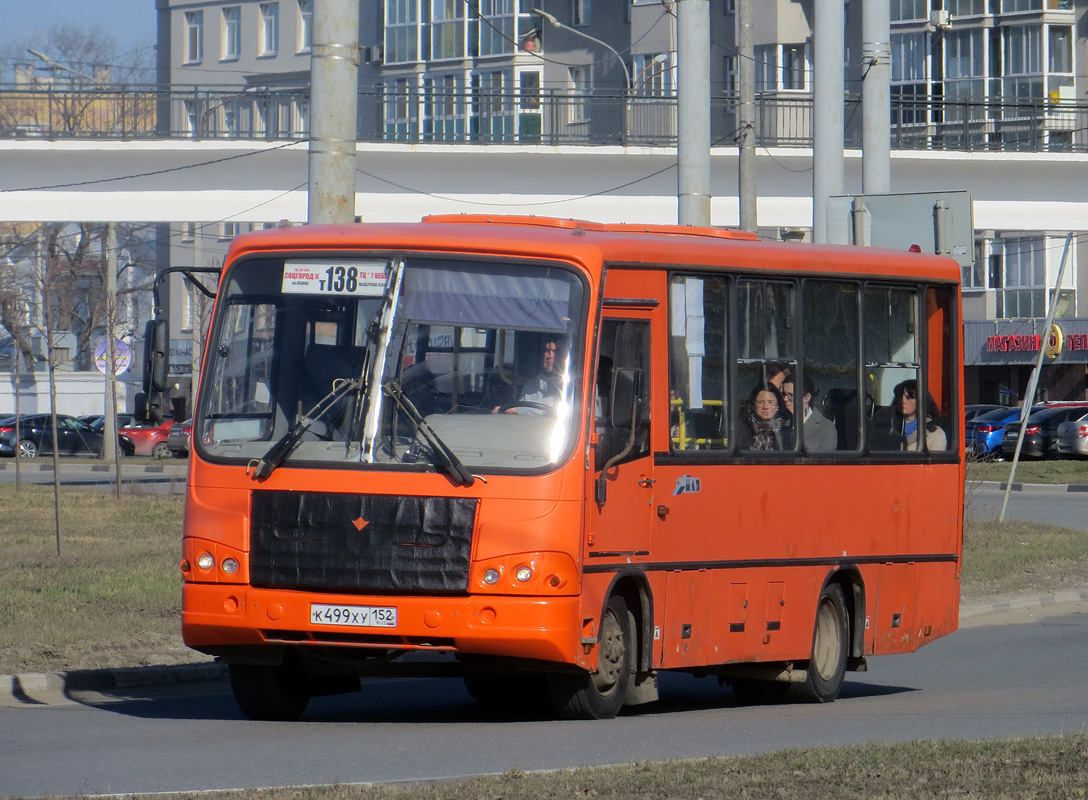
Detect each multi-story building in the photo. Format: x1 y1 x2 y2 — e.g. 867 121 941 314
152 0 1088 406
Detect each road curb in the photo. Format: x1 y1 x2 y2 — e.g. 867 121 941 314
971 480 1088 493
1 662 225 705
7 588 1088 706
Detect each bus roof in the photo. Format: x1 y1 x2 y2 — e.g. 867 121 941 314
224 216 962 284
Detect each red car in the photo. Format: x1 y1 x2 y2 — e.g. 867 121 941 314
119 420 175 458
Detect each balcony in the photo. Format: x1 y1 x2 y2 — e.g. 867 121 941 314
3 84 1088 154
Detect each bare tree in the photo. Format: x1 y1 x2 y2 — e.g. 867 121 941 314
1 23 156 136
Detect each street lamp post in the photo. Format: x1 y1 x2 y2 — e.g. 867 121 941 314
27 49 107 87
532 9 632 142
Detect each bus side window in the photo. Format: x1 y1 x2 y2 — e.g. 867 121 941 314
864 286 926 452
596 319 651 471
801 280 860 452
925 286 954 452
735 279 796 452
668 275 728 451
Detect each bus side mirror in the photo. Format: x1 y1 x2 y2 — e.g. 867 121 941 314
611 367 644 429
143 319 169 394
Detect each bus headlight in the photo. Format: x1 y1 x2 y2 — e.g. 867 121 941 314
515 566 533 583
196 552 215 571
221 558 239 575
483 568 501 585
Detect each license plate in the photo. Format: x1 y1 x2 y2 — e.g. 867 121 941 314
310 604 397 628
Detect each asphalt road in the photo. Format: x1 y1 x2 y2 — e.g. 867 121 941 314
2 605 1088 799
967 482 1088 531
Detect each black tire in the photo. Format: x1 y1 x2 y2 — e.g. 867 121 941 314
795 582 849 703
228 664 311 721
17 439 38 458
547 594 633 720
151 441 172 459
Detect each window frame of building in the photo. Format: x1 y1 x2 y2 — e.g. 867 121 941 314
297 0 313 53
890 0 929 22
572 0 591 27
259 2 280 57
568 65 591 124
780 43 808 91
221 6 242 62
385 0 420 64
431 0 466 61
184 10 204 64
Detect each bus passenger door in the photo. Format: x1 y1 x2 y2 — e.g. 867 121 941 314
588 316 654 556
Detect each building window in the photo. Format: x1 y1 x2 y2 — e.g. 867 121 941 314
998 237 1047 318
181 222 196 242
1002 25 1043 101
723 54 737 95
572 0 591 26
431 0 465 60
754 44 776 92
947 0 985 15
569 65 590 123
222 6 241 61
385 0 419 64
184 11 204 63
298 0 313 52
781 44 807 90
259 3 279 56
890 0 928 21
220 222 242 240
723 0 735 12
479 0 515 57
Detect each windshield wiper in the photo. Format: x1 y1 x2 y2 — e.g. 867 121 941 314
383 379 475 487
249 378 362 480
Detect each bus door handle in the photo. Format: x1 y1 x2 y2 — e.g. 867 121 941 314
638 477 655 488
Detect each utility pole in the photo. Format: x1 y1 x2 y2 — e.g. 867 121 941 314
862 0 891 194
737 0 756 232
812 0 845 243
677 0 711 227
308 0 359 224
103 225 121 491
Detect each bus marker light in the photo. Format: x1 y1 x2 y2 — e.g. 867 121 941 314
180 559 191 574
197 553 215 571
483 569 501 585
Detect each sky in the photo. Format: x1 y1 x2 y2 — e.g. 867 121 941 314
1 0 157 55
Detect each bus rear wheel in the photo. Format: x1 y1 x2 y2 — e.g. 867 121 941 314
547 594 633 720
229 663 311 721
796 582 849 703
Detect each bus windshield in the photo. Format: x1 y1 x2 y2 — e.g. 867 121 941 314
198 255 586 474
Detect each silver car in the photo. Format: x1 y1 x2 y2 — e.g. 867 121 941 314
1056 411 1088 458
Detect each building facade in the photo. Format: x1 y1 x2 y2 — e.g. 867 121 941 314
147 0 1088 406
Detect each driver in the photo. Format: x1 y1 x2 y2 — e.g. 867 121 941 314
493 337 565 415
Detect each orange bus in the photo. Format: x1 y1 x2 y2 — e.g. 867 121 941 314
180 215 963 720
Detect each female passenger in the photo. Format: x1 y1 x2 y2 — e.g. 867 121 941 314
737 382 791 451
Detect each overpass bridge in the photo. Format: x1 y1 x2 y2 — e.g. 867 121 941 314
3 138 1086 235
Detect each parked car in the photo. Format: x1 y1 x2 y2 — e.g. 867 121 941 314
965 405 1045 460
1056 411 1088 458
117 419 175 458
1000 405 1088 460
965 403 1003 422
0 413 132 458
166 418 192 457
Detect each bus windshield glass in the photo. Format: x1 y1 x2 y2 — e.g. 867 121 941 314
198 255 586 473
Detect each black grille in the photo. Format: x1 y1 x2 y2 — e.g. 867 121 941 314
250 491 477 595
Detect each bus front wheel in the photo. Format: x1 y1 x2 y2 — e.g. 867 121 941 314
548 594 633 720
229 663 311 721
796 582 849 703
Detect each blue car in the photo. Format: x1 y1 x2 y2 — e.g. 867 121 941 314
965 406 1044 459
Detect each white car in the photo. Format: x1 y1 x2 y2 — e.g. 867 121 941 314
1056 411 1088 458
